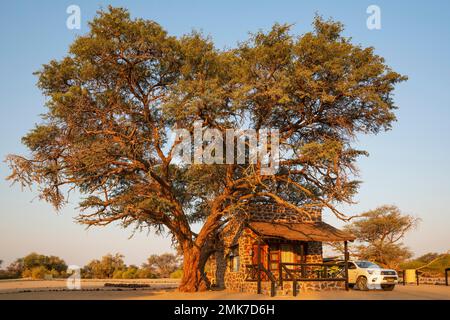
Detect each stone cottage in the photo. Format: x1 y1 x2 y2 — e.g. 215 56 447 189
206 203 355 296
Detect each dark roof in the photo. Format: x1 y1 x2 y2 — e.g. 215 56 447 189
248 221 355 242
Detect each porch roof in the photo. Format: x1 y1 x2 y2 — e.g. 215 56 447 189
247 221 356 242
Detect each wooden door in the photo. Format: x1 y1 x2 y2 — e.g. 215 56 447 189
252 244 269 280
268 245 280 272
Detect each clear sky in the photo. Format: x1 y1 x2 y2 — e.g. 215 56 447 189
0 0 449 267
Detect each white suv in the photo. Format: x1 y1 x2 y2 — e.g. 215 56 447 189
340 260 398 291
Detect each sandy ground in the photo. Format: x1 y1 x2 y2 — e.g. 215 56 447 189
0 279 449 300
0 278 179 292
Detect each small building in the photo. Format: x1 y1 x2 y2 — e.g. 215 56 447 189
206 203 355 296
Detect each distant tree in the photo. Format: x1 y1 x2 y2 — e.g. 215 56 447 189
121 265 139 279
21 253 67 275
345 205 419 268
6 7 407 291
416 252 440 263
135 268 156 279
30 266 48 279
83 253 125 279
6 259 24 277
6 253 67 278
0 260 2 269
170 268 183 279
143 253 180 278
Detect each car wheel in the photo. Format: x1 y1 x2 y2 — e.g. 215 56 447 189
356 276 369 291
381 284 395 291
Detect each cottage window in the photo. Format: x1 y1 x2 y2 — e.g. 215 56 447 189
280 244 295 269
230 247 240 272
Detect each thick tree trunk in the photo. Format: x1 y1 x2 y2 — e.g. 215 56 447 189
178 245 211 292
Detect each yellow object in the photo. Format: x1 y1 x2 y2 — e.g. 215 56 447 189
404 269 417 283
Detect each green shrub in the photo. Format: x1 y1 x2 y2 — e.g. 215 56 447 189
0 271 18 280
112 270 124 279
122 267 138 279
399 253 450 276
31 266 48 279
170 269 183 279
135 268 155 279
21 268 32 278
50 269 60 278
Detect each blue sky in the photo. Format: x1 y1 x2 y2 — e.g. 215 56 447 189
0 0 449 267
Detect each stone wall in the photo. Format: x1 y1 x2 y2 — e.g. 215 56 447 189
278 280 345 295
305 241 322 263
246 204 322 223
398 276 447 286
418 277 446 285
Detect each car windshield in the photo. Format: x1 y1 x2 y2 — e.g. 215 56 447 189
355 261 380 269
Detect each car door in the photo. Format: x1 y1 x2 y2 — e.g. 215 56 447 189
347 262 358 283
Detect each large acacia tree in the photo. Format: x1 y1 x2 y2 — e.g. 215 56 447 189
6 7 406 291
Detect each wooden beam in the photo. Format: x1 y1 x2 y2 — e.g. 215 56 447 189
344 241 349 291
445 268 449 286
278 252 283 287
300 242 305 263
257 239 261 294
416 270 420 286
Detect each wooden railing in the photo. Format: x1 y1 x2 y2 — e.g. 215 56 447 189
244 264 277 297
245 262 348 297
279 263 347 296
279 263 346 281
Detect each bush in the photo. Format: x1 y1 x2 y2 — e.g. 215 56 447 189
50 269 60 278
170 269 183 279
31 266 48 279
135 268 155 279
112 270 123 279
0 270 18 280
21 268 32 278
143 253 181 278
399 253 450 276
122 267 138 279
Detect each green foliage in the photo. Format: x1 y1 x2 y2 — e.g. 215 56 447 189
81 254 157 279
135 268 156 279
82 253 126 279
400 253 450 276
6 6 406 227
121 265 139 279
7 252 68 279
143 253 181 278
112 270 123 279
22 252 67 273
344 205 419 268
30 266 48 279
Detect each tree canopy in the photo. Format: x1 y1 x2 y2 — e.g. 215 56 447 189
143 253 181 278
344 205 419 268
6 6 406 291
5 252 67 279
